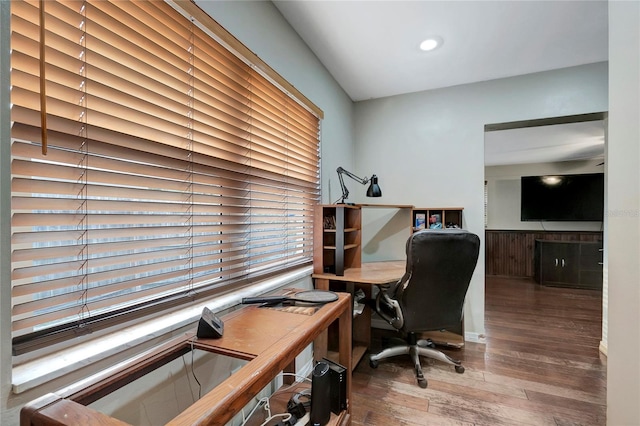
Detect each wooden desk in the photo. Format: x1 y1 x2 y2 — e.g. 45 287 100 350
313 260 406 287
313 260 465 368
313 261 405 369
21 293 352 426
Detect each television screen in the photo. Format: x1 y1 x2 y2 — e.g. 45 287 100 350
521 173 604 221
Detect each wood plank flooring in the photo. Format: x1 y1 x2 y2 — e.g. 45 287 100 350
351 276 606 425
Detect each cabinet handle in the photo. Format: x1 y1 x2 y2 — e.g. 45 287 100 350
598 262 604 265
554 258 558 267
561 259 565 267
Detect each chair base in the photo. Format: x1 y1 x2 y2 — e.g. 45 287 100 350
369 334 464 388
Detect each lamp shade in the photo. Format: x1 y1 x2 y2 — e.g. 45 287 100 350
366 175 382 197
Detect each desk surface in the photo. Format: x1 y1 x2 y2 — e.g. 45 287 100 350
21 294 352 426
171 294 352 425
312 260 405 284
192 303 315 361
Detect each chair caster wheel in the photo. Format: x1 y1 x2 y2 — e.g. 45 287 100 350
370 359 379 369
418 377 428 388
455 365 465 374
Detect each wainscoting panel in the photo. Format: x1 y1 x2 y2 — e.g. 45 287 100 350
485 230 603 277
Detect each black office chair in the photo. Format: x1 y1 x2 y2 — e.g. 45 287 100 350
369 228 480 388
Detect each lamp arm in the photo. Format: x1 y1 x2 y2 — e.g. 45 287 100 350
336 166 371 203
336 166 370 185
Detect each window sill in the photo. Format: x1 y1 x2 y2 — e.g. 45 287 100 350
12 266 312 394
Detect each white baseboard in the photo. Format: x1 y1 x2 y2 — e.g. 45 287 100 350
464 332 486 344
599 341 608 356
372 318 486 345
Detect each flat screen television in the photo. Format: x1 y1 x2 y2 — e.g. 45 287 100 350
521 173 604 221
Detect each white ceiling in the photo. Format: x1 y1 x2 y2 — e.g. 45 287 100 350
484 120 605 166
273 0 608 102
272 0 609 166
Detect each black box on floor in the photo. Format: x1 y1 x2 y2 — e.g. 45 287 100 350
322 357 347 414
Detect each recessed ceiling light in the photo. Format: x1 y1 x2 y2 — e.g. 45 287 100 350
419 36 443 52
542 176 563 185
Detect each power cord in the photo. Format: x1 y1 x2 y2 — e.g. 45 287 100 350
239 397 293 426
239 372 312 426
181 355 310 425
189 338 202 399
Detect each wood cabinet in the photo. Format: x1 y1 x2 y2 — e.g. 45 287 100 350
411 207 463 232
485 230 604 278
535 240 603 289
314 204 362 276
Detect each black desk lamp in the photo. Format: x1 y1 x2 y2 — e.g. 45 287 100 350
335 166 382 204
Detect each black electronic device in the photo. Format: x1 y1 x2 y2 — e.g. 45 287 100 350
196 307 224 339
322 357 347 414
520 173 604 221
310 361 331 426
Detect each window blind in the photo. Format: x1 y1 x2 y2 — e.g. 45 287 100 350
10 0 320 354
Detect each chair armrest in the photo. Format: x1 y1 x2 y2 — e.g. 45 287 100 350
374 283 404 330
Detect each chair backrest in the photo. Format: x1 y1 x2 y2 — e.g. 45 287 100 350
395 229 480 333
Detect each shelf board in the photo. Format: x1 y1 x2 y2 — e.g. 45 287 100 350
358 203 414 209
323 227 359 233
328 345 368 372
323 245 359 252
352 345 368 370
322 245 359 250
412 207 464 211
323 244 358 250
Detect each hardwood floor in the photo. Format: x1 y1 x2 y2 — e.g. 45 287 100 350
351 276 606 426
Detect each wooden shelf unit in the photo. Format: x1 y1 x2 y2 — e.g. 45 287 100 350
314 204 362 276
411 207 463 232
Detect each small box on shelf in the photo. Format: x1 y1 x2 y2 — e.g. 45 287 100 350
414 213 426 230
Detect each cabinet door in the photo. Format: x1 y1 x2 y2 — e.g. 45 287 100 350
579 243 603 289
540 243 579 286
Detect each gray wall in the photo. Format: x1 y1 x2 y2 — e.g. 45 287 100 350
353 62 608 343
607 1 640 423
